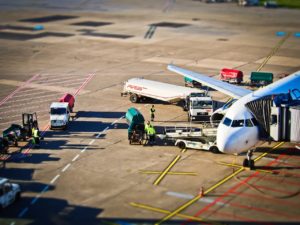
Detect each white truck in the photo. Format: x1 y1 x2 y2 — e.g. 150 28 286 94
50 102 70 130
121 78 214 121
0 177 21 209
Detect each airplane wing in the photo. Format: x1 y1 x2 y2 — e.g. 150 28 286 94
168 64 252 99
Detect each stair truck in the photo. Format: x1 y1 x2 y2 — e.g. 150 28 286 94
125 107 145 145
121 78 214 121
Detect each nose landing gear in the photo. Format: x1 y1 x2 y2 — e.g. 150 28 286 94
243 149 255 170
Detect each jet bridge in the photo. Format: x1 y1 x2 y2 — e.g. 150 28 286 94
246 92 300 142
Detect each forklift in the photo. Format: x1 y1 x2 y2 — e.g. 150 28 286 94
22 112 39 138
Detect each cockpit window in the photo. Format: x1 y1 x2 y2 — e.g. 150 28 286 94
223 117 232 127
245 119 253 127
231 120 244 127
251 118 259 126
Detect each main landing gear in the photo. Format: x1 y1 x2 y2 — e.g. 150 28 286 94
243 149 255 170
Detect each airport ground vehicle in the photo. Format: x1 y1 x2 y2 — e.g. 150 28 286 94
185 93 215 121
175 138 219 153
50 102 70 130
0 177 21 209
0 138 9 154
250 72 273 86
2 124 24 147
121 78 214 121
22 112 39 137
238 0 259 6
125 107 145 145
59 93 75 112
157 126 217 143
184 77 202 88
220 68 243 84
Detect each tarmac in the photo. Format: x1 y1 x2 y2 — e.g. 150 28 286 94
0 0 300 225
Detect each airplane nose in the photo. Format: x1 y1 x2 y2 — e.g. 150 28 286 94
217 126 250 154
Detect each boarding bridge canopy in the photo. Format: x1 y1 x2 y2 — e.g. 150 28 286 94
246 96 273 137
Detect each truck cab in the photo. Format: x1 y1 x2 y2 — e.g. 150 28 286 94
185 93 214 122
50 102 70 130
0 177 21 208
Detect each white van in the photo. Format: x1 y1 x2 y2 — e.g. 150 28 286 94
0 177 21 208
50 102 70 130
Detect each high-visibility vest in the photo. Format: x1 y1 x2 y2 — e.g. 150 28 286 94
147 126 156 135
33 129 39 138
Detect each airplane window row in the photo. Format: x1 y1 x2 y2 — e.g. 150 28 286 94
223 117 258 127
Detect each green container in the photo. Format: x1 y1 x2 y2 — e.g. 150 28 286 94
250 72 273 85
125 107 145 134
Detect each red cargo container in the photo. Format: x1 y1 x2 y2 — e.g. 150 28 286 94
59 93 75 112
220 68 243 84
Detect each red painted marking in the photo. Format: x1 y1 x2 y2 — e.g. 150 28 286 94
248 183 298 195
0 74 40 107
230 191 300 208
217 198 300 220
254 174 300 187
2 73 95 159
181 154 286 225
204 209 259 223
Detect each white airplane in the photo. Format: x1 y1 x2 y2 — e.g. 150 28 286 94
168 64 300 163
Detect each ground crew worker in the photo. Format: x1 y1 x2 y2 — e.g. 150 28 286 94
147 125 156 145
33 127 40 147
150 105 155 122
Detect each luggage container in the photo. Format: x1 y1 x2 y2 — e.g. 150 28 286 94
250 72 273 86
184 77 202 88
125 108 145 145
220 68 243 84
59 93 75 112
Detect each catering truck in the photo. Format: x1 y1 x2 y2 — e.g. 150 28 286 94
121 78 214 121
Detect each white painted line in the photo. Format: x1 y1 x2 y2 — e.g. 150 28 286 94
62 163 71 172
41 185 49 194
81 146 88 153
144 104 149 106
30 195 40 205
89 139 95 145
111 119 118 125
72 154 80 162
96 132 102 138
10 222 15 225
50 174 60 184
18 207 29 218
103 127 109 131
166 191 227 207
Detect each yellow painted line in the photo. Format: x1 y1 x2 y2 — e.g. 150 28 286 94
129 202 207 222
254 142 284 162
140 170 197 176
153 155 181 186
156 167 245 225
257 33 291 72
217 161 274 174
181 148 187 153
155 142 285 224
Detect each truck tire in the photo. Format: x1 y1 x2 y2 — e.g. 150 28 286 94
130 94 139 103
177 142 186 150
209 146 219 154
